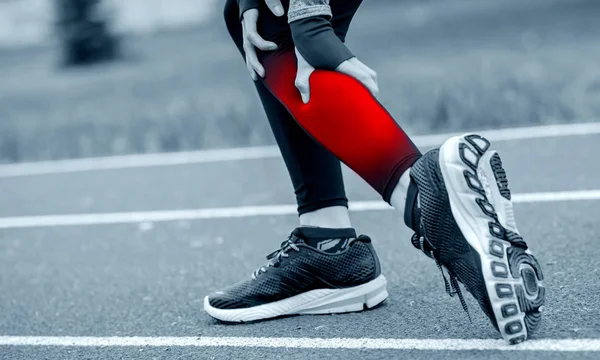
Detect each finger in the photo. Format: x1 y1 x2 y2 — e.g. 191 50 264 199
366 66 378 88
294 61 312 103
245 47 265 78
265 0 285 16
247 32 278 51
295 73 311 104
250 59 266 78
243 40 260 80
243 13 277 51
361 76 379 98
352 58 377 78
294 48 315 103
246 61 258 81
354 60 378 88
352 72 378 98
368 79 380 99
336 62 379 98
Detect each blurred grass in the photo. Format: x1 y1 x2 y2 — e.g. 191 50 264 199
0 0 599 163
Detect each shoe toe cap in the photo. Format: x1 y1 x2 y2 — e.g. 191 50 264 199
206 291 255 310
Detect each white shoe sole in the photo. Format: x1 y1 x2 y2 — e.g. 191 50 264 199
439 134 544 345
204 274 388 323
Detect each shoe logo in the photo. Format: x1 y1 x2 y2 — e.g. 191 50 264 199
317 238 349 253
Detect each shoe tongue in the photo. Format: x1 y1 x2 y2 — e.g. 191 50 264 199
293 227 357 253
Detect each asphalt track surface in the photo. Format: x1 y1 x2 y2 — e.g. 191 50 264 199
1 126 599 359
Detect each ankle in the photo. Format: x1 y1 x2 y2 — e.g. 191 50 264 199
389 168 420 231
299 206 352 228
389 169 412 215
403 178 420 231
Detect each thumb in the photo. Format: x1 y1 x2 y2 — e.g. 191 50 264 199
294 48 315 104
295 71 311 104
265 0 284 16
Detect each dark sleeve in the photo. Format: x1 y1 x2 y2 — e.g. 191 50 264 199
238 0 261 20
290 15 355 70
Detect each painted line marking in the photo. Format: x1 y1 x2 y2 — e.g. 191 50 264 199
0 336 599 351
0 122 599 178
0 189 598 229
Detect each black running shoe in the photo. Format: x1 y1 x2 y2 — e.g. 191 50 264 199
404 134 544 344
204 227 388 323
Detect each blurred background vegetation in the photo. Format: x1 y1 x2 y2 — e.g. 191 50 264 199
0 0 598 163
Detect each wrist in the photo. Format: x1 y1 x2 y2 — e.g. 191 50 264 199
291 15 354 70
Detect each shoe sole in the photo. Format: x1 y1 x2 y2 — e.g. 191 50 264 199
439 134 544 345
204 274 388 323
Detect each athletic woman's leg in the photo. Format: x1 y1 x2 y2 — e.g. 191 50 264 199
205 0 389 323
224 0 350 227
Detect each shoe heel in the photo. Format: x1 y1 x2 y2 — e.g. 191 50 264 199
507 244 545 337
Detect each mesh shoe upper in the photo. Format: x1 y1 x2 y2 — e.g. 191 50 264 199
208 231 381 310
410 149 497 328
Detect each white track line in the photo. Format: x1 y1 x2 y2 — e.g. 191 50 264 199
0 336 599 351
0 122 599 178
0 189 598 229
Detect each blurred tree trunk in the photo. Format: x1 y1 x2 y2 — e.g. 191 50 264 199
55 0 120 66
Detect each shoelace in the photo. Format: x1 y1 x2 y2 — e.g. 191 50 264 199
411 226 528 322
251 235 300 280
412 233 472 322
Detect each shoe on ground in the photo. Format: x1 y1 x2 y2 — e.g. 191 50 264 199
204 227 388 323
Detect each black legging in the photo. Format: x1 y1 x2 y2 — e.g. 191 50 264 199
225 0 362 214
223 0 421 215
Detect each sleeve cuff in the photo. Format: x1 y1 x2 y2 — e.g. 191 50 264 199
288 4 332 23
238 0 261 20
291 15 354 70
